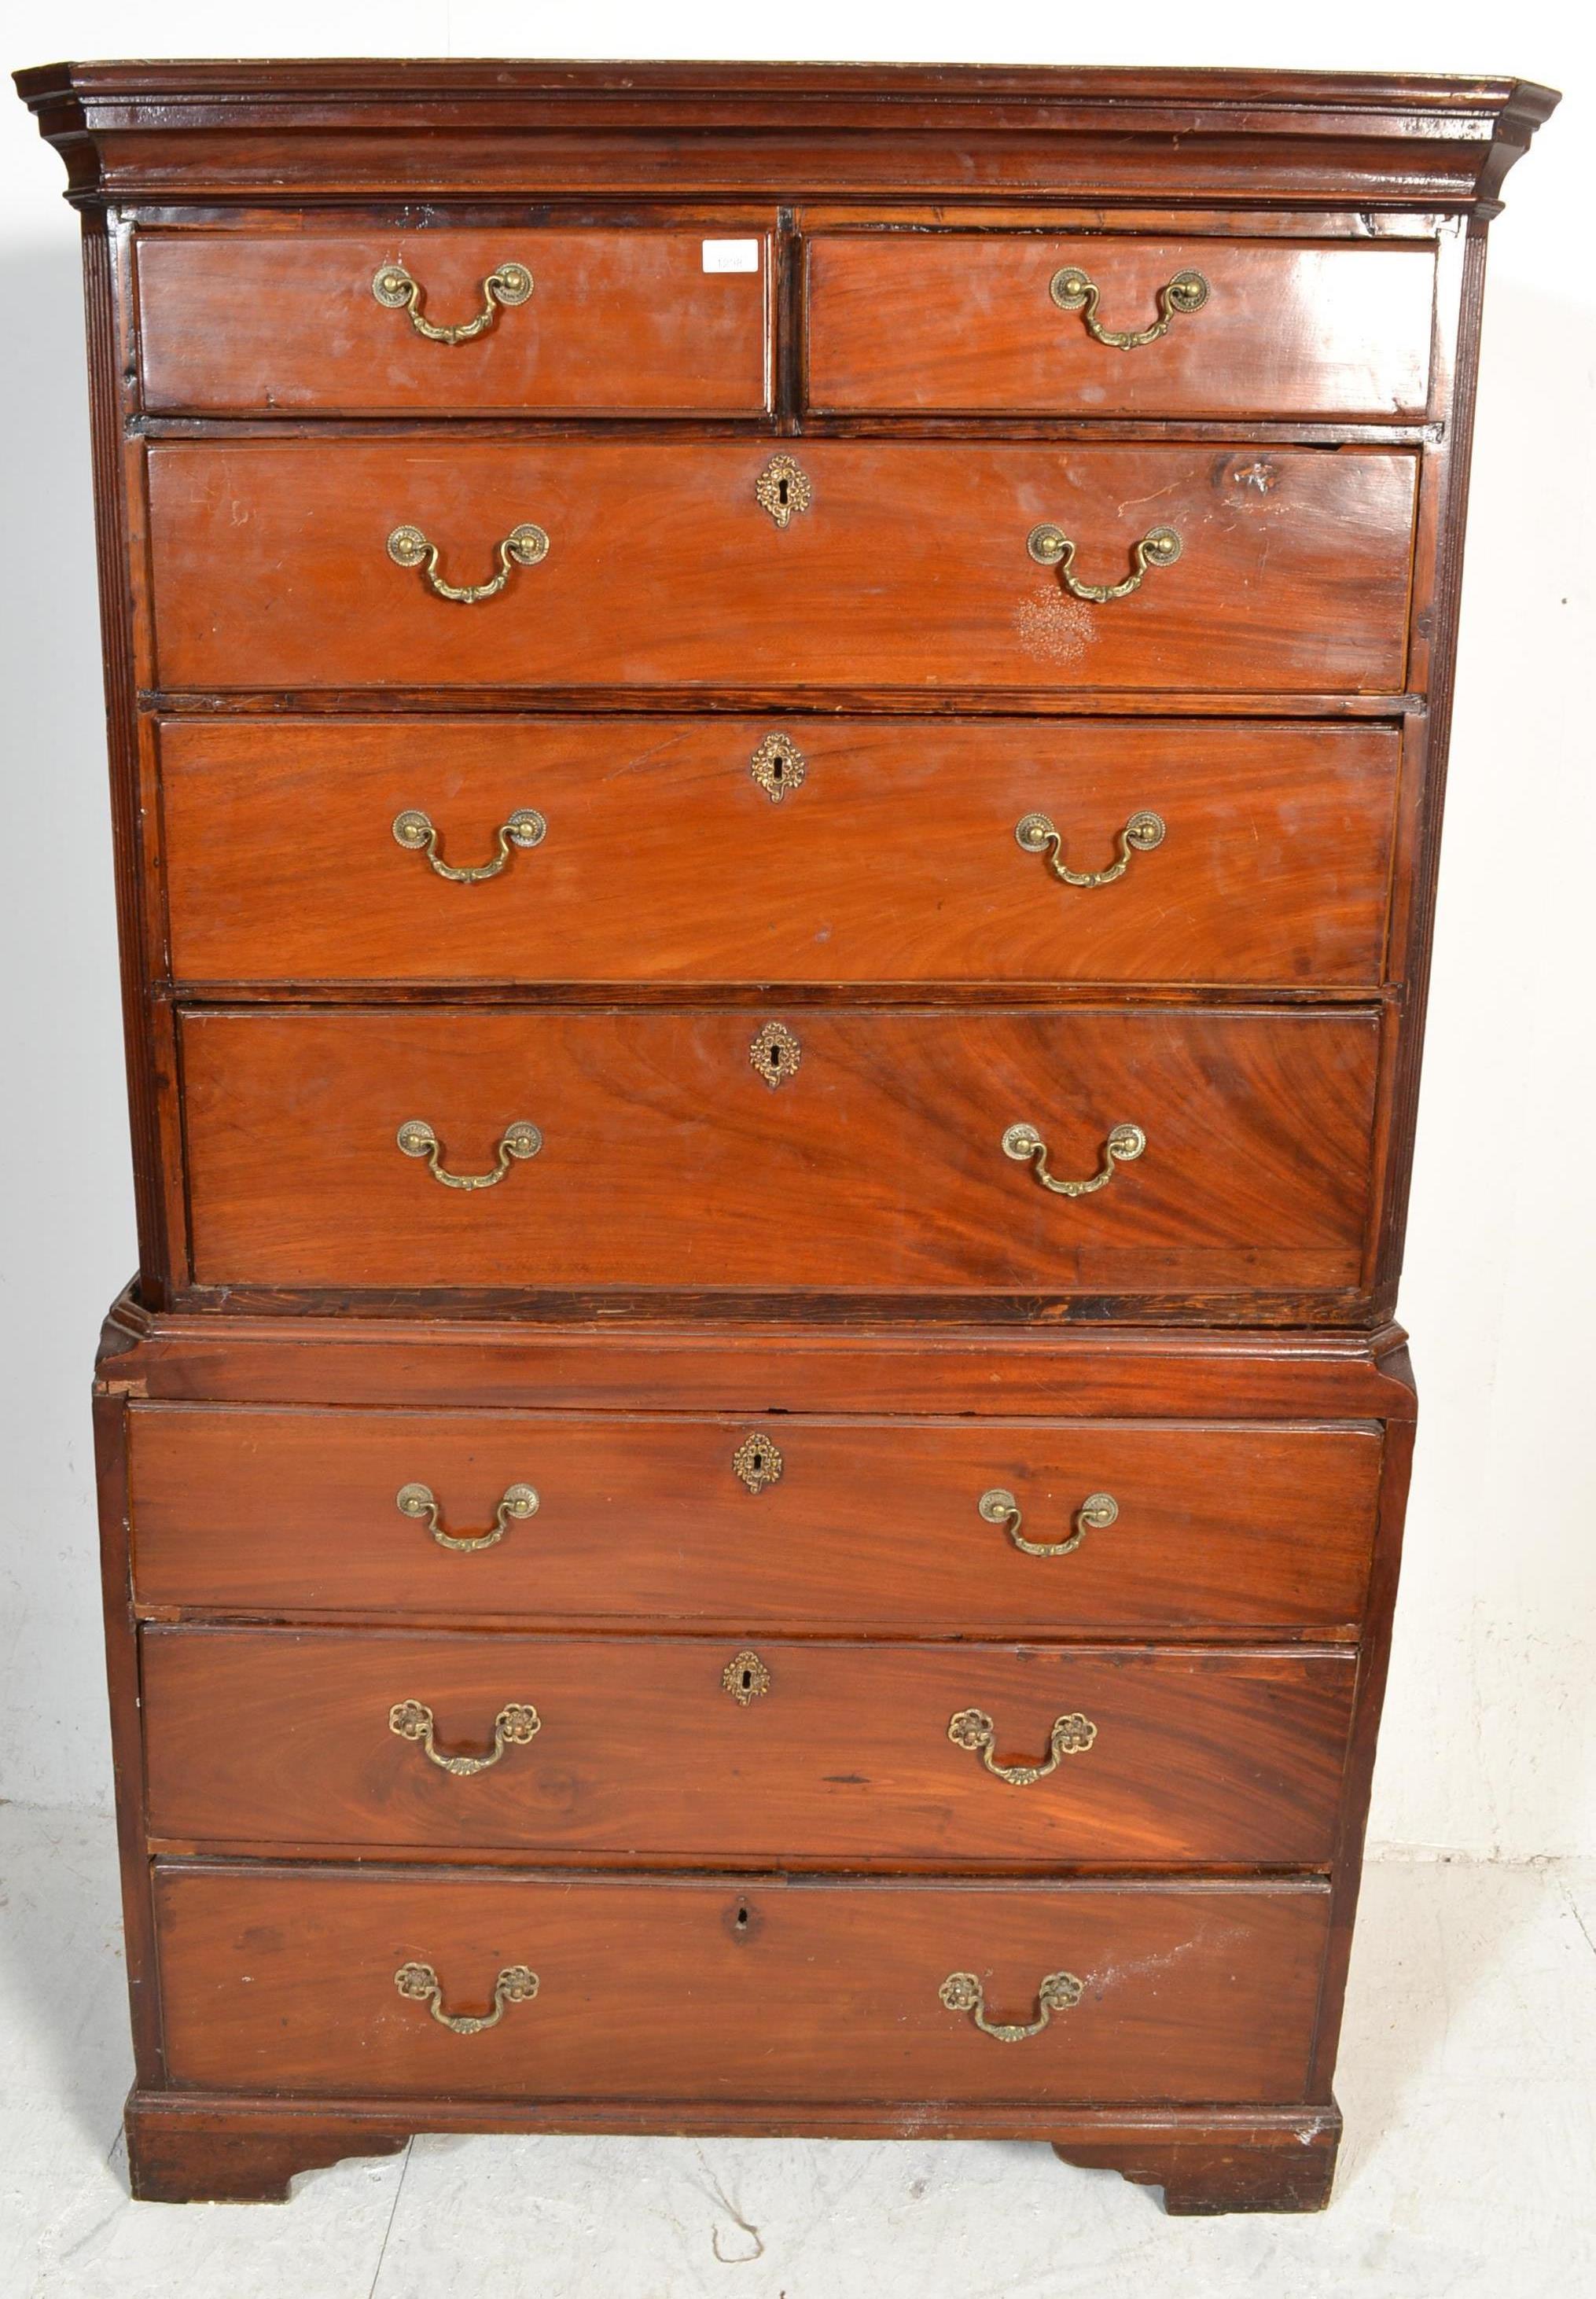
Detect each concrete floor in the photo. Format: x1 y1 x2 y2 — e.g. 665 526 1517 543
1 1804 1590 2297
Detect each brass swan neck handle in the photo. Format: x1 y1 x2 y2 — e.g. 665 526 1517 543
396 1118 542 1190
1027 523 1182 604
388 1698 541 1775
395 1481 540 1554
387 521 550 604
393 807 546 883
1002 1121 1146 1199
372 258 533 344
940 1969 1083 2041
1049 264 1209 348
947 1705 1098 1786
1014 810 1165 888
394 1960 539 2034
978 1487 1119 1558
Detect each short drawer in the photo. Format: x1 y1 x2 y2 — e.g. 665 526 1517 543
807 233 1435 416
155 1864 1330 2103
135 227 772 414
177 1005 1380 1300
128 1404 1381 1635
142 1628 1355 1863
157 716 1400 991
145 440 1418 694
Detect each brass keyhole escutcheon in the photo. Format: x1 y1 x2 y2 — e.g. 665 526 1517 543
749 732 807 803
723 1649 771 1705
749 1021 801 1089
755 454 812 528
732 1432 784 1493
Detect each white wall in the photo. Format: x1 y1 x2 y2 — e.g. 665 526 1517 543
1 2 1590 1854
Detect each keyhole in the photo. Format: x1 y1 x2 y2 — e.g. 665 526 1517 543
777 476 789 509
750 1451 765 1473
771 760 784 784
741 1667 754 1694
735 1903 750 1930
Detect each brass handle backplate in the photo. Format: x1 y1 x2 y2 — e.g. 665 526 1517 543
1049 264 1209 348
397 1117 542 1190
1027 523 1182 603
393 807 547 882
1015 810 1165 888
388 1698 541 1775
939 1969 1083 2041
372 258 533 344
1002 1120 1146 1199
388 522 550 604
396 1481 540 1553
394 1960 539 2033
948 1705 1098 1785
979 1488 1119 1558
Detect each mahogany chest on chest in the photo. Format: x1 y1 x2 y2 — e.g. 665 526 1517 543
16 58 1555 2212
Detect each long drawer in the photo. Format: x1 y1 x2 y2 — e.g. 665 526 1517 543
805 233 1435 417
127 1404 1381 1635
156 716 1400 990
145 441 1418 693
136 226 774 415
155 1864 1331 2102
177 1006 1380 1297
141 1628 1355 1863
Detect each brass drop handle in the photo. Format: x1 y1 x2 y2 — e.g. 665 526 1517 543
1002 1120 1146 1198
979 1487 1119 1558
397 1118 542 1190
394 1960 539 2034
947 1705 1098 1785
1014 810 1165 888
388 522 550 605
372 257 533 344
396 1481 540 1554
388 1698 541 1775
1028 524 1182 603
1050 264 1209 348
939 1969 1083 2042
393 807 546 883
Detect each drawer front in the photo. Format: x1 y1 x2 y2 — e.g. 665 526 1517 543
142 1628 1355 1863
136 228 772 414
145 441 1418 693
178 1006 1380 1297
807 234 1435 416
129 1405 1381 1635
158 716 1399 990
156 1865 1329 2103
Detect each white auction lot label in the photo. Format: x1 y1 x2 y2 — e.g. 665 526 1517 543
702 238 761 272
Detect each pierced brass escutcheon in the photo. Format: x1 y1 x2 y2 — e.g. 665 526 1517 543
393 807 547 883
947 1705 1098 1786
755 454 812 528
749 732 807 803
373 257 533 344
1002 1120 1146 1199
1049 263 1209 348
1027 523 1182 603
394 1960 540 2034
939 1969 1083 2042
397 1117 542 1190
979 1487 1118 1558
749 1021 802 1089
387 521 550 604
723 1649 771 1705
732 1433 784 1494
396 1481 540 1553
388 1698 542 1775
1015 810 1165 889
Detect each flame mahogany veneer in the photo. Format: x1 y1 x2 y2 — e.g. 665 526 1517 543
18 56 1554 2215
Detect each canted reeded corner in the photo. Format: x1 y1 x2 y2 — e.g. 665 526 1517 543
24 49 1554 2223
